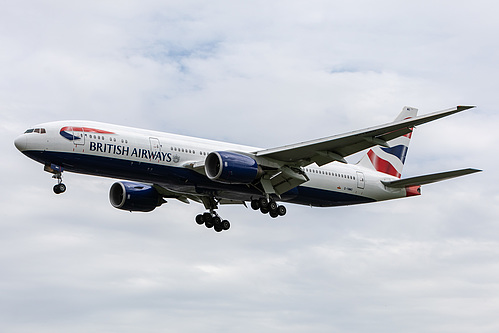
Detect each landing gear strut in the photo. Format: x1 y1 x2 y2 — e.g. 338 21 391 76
196 196 230 232
251 198 286 219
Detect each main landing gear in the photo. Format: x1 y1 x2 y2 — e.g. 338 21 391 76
251 197 287 218
195 211 231 233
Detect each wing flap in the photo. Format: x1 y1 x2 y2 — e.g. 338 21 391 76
381 168 481 188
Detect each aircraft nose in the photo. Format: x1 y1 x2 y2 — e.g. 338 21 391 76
14 135 27 151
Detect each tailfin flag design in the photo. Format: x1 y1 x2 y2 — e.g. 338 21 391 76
357 106 418 178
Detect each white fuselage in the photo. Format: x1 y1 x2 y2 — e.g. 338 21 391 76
14 120 411 207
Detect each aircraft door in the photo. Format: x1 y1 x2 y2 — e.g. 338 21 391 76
72 127 85 147
149 137 161 161
356 171 365 189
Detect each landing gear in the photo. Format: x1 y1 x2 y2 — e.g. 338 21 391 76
51 169 66 194
196 196 230 232
195 212 231 232
251 198 287 219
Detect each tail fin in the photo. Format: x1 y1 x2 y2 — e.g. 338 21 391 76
357 106 418 178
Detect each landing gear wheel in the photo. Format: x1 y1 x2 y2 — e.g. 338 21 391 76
277 205 287 216
270 210 279 218
260 206 269 214
269 200 278 212
214 224 223 232
195 214 204 225
203 212 212 223
205 220 214 228
222 220 230 230
259 197 269 209
251 199 260 210
53 183 66 194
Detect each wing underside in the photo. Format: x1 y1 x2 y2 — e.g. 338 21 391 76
254 106 475 167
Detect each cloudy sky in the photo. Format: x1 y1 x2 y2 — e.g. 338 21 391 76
1 1 498 332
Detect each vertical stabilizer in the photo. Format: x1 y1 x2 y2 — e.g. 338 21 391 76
357 106 418 178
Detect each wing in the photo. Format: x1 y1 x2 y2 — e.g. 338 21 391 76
381 168 482 188
254 106 475 167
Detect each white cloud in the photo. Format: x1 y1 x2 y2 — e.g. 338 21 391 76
1 1 498 332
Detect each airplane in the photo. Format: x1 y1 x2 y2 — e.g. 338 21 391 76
14 105 481 232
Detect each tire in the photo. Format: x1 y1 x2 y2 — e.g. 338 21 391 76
277 205 287 216
259 197 269 209
270 211 279 218
251 200 260 210
203 212 212 223
53 184 61 194
222 220 230 230
260 207 269 214
269 200 278 211
58 183 66 193
205 221 214 228
195 214 204 225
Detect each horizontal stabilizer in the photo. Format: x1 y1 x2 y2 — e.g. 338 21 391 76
381 168 481 188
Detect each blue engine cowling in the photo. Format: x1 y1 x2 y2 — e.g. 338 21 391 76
205 151 263 184
109 181 164 212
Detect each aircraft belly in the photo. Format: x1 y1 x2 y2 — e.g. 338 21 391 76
23 150 377 207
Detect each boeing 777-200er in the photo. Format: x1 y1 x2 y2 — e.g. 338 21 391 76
14 106 481 232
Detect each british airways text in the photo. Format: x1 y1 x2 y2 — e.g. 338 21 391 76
89 142 172 162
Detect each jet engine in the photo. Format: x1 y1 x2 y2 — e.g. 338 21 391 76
205 151 263 184
109 181 164 212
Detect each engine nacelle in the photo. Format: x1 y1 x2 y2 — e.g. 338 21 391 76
205 151 263 184
109 181 164 212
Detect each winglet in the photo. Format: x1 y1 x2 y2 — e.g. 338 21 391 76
457 105 476 111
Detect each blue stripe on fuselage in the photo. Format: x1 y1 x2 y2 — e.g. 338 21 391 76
21 150 375 208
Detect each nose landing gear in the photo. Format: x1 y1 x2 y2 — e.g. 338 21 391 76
52 172 66 194
44 164 66 194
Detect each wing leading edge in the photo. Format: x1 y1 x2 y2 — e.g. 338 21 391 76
381 168 482 188
254 106 475 167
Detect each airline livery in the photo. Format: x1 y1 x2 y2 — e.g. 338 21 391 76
14 106 480 232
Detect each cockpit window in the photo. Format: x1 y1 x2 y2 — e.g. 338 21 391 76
25 128 46 134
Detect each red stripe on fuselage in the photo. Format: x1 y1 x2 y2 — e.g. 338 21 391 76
60 127 115 134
